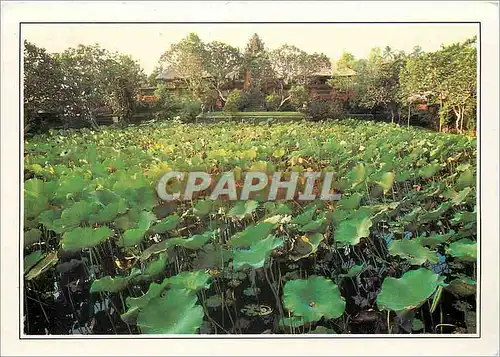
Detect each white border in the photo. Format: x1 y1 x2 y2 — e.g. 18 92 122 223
1 1 499 356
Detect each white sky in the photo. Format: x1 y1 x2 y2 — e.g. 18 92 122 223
22 23 478 74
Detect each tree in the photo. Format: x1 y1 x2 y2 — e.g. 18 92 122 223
242 33 273 92
336 51 357 71
204 41 243 103
23 41 65 132
104 54 146 124
331 48 406 121
440 37 477 132
268 45 330 109
400 37 477 132
54 44 145 128
159 33 208 99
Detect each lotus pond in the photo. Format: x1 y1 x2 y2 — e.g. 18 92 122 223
23 119 477 335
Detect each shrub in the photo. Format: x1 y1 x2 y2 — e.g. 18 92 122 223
289 85 310 111
265 94 281 111
154 84 182 118
200 89 220 112
179 97 202 122
224 90 242 113
305 99 345 121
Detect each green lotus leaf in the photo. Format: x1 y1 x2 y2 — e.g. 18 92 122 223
376 268 441 312
137 288 204 334
389 240 439 265
138 210 157 230
228 200 259 219
139 237 184 261
263 202 293 215
205 295 223 308
144 253 168 276
293 207 316 225
179 230 216 250
150 214 180 234
278 316 307 329
289 233 325 261
338 193 363 210
455 168 474 190
332 209 350 224
233 235 284 271
90 268 141 293
347 163 366 188
374 172 395 194
334 211 372 246
192 244 233 270
446 239 477 262
38 208 62 231
450 187 473 206
416 230 456 249
166 270 212 291
121 306 141 325
126 280 169 311
283 275 346 322
24 251 45 274
120 228 148 247
241 149 257 160
419 202 451 222
89 200 128 224
451 211 476 225
445 277 476 297
59 200 97 227
61 226 113 251
193 200 213 217
340 264 364 278
25 251 58 281
229 222 276 248
299 218 326 232
24 229 42 247
54 176 86 200
419 163 440 178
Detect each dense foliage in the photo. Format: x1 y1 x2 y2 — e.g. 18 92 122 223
24 119 476 335
331 38 477 132
24 41 146 131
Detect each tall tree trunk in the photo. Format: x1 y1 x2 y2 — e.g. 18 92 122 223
86 107 100 130
439 97 443 132
452 107 461 133
407 104 411 127
460 106 465 133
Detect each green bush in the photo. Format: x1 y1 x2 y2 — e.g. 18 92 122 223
154 84 182 118
289 85 310 111
305 99 345 121
265 94 281 111
179 97 202 122
224 90 243 113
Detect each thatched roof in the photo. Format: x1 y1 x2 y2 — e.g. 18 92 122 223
156 67 184 81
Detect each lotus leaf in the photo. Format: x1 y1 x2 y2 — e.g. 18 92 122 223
166 270 212 291
446 239 477 262
376 268 441 312
228 200 259 219
389 239 439 265
62 226 113 251
137 288 204 334
233 235 283 270
283 275 345 322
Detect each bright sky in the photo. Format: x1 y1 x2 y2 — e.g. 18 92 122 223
22 23 478 74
